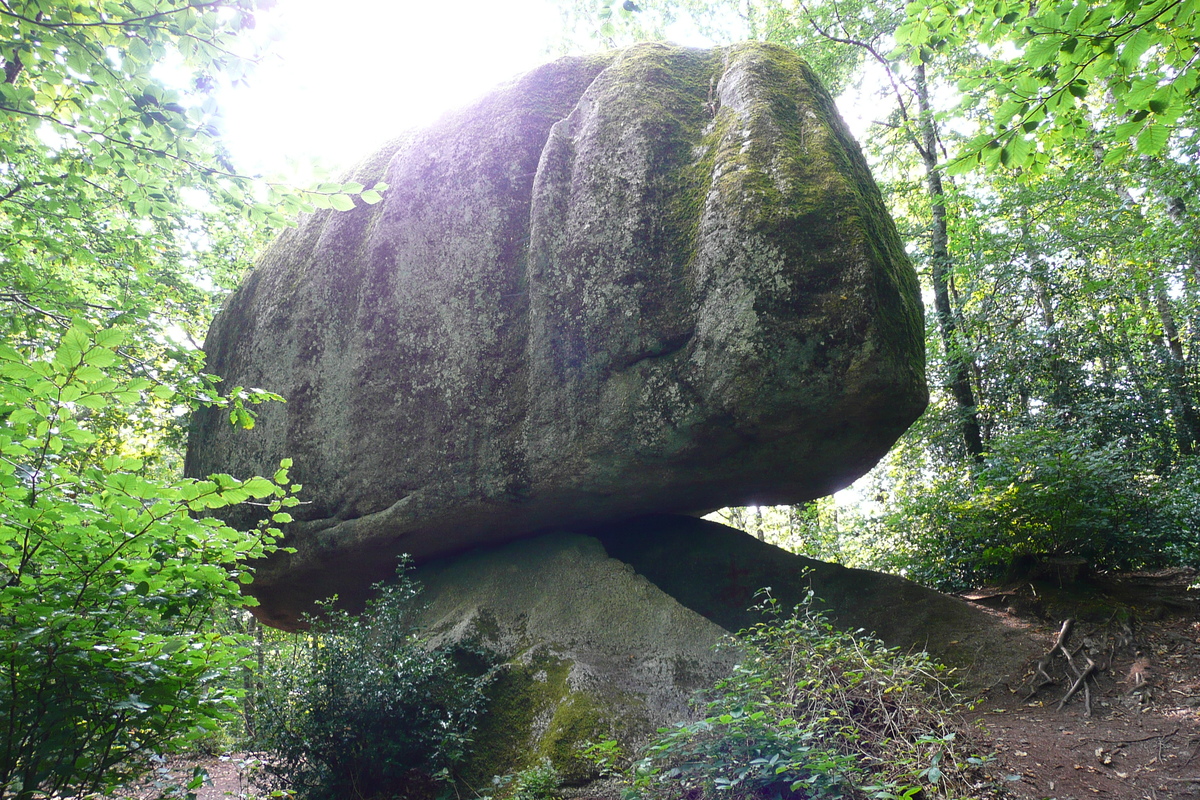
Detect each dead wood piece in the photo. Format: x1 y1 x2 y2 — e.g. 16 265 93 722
1025 618 1103 714
1087 728 1179 744
1051 618 1075 651
1025 618 1074 700
1058 658 1097 712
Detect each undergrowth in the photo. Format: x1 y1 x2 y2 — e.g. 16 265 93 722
483 759 562 800
621 591 1005 800
247 566 495 800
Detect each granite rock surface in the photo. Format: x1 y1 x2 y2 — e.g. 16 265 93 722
186 42 927 626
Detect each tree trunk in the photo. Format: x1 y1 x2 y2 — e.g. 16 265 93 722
1020 207 1074 410
916 61 984 462
1152 282 1199 455
1117 180 1199 457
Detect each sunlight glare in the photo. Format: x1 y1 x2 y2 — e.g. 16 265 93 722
220 0 560 177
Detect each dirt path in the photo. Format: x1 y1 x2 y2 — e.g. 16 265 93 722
965 570 1200 800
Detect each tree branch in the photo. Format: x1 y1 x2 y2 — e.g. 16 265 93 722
0 180 44 203
0 1 226 31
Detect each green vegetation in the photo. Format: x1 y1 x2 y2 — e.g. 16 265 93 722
618 593 996 800
0 319 298 799
861 429 1200 590
248 568 495 800
0 1 371 797
485 760 564 800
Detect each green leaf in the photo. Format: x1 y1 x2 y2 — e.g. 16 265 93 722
1135 122 1169 154
329 194 356 212
945 152 980 176
83 348 117 368
75 394 109 410
1119 28 1153 67
1111 119 1144 140
242 477 277 499
1024 36 1062 68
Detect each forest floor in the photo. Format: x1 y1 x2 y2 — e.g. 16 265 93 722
963 566 1200 800
127 568 1200 800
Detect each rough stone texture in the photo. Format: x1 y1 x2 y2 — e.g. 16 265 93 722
592 515 1040 692
186 42 927 627
408 532 739 788
402 519 1037 787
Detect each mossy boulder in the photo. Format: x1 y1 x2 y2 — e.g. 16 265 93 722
186 42 927 627
408 532 739 789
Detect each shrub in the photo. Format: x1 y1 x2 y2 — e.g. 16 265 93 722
486 760 562 800
250 566 494 800
0 322 295 800
860 428 1195 591
626 593 997 800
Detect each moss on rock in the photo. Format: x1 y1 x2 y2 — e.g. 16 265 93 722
189 42 927 630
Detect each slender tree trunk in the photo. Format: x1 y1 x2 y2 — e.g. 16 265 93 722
1161 198 1200 454
1117 180 1200 457
242 614 262 738
915 61 984 462
1115 301 1174 471
1152 282 1199 455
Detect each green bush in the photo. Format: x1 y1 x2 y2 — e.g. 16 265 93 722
0 322 294 800
863 429 1196 591
250 567 494 800
625 593 995 800
486 760 562 800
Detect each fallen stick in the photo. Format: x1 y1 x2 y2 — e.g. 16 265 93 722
1058 658 1097 712
1087 728 1179 744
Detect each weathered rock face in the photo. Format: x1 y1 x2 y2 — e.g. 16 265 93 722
408 531 739 788
404 517 1038 786
186 42 927 626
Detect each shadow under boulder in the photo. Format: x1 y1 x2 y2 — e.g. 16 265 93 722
592 515 1039 691
408 516 1038 789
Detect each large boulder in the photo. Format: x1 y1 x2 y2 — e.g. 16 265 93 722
186 42 927 626
408 531 739 789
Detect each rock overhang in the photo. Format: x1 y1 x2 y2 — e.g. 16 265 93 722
186 41 928 627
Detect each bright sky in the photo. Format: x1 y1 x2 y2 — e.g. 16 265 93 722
220 0 569 177
218 0 877 178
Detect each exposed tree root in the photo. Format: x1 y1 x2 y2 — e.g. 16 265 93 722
1024 618 1101 716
